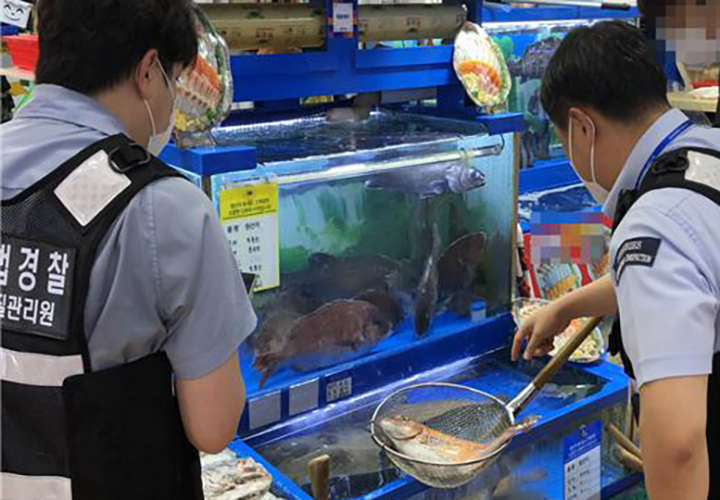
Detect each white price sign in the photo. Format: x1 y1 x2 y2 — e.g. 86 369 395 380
1 0 32 29
333 3 354 34
220 183 280 292
564 421 602 500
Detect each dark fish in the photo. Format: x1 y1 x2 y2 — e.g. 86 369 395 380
438 232 487 301
253 300 392 388
508 36 563 82
414 224 441 337
365 161 486 199
283 253 403 302
251 312 302 359
248 290 321 352
354 289 405 327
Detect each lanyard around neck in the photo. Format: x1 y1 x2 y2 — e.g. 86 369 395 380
634 119 694 189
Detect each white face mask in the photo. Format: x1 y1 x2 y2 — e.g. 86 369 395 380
568 115 609 204
144 61 176 156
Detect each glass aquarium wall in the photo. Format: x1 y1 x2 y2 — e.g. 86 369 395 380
202 111 516 392
487 19 635 169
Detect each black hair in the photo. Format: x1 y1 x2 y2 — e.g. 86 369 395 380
35 0 198 95
540 20 669 130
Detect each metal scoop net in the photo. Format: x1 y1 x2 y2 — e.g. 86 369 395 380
370 383 518 488
370 316 603 489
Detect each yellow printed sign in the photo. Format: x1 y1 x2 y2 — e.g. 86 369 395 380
220 183 279 221
219 183 280 292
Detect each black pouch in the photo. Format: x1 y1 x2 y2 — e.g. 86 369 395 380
64 353 203 500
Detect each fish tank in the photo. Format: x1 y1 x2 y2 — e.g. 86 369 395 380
166 110 517 395
517 183 597 224
166 111 638 500
231 346 635 500
486 19 636 169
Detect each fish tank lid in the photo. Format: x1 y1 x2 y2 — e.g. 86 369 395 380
163 111 496 177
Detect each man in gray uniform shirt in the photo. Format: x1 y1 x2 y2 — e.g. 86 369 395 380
0 1 256 499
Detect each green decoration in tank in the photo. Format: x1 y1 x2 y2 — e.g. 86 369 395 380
280 246 312 274
317 190 349 224
353 190 413 260
493 36 515 70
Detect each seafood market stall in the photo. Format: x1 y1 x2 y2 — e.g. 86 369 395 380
165 111 638 500
169 112 631 499
161 2 643 499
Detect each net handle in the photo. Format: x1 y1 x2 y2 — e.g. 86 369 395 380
509 316 603 415
535 316 603 387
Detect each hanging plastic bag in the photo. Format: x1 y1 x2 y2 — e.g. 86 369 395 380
173 3 234 148
453 22 511 110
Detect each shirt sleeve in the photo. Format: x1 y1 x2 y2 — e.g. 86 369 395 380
152 178 257 379
612 206 718 388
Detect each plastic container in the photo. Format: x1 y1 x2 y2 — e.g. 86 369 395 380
691 80 718 89
5 34 39 72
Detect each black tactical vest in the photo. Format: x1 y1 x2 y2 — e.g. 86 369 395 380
608 147 720 500
1 134 204 500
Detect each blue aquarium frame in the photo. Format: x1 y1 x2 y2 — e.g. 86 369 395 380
228 310 640 500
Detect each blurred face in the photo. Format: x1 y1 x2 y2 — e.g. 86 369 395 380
656 1 720 64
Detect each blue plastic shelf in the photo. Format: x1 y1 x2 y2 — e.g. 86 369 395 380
519 158 581 195
232 40 459 103
225 3 638 104
483 4 639 24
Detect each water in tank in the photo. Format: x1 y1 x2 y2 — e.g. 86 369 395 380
204 111 516 392
487 19 627 168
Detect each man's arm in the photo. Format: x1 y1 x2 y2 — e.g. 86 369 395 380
177 353 246 454
152 179 257 453
640 376 709 500
512 273 617 361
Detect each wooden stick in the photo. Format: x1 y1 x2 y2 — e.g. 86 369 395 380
676 62 693 91
613 445 644 473
308 455 330 500
607 423 642 459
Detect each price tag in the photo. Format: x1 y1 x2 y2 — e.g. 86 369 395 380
1 0 32 29
219 183 280 292
564 421 601 500
333 3 354 34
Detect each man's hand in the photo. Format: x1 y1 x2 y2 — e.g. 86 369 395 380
512 274 618 361
176 353 246 454
511 302 571 361
640 376 709 500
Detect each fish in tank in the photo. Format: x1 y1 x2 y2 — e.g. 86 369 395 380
488 19 622 168
207 111 516 391
251 348 607 500
250 185 496 388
